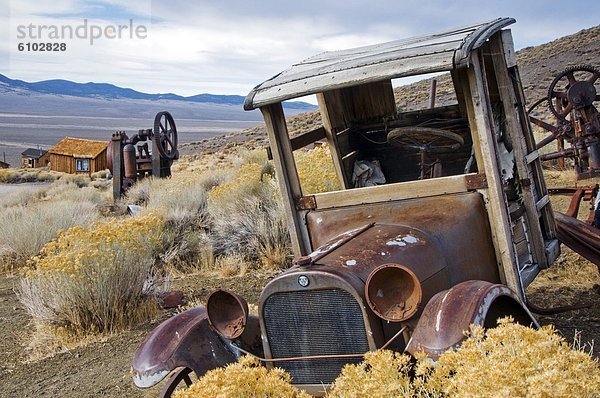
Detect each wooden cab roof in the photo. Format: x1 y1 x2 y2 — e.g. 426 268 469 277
244 17 515 110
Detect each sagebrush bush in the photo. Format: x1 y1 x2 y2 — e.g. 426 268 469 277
0 200 98 268
0 168 58 183
38 180 108 204
328 350 414 397
296 145 340 194
173 356 310 398
17 213 167 336
177 320 600 397
209 165 291 269
126 175 215 270
416 318 600 398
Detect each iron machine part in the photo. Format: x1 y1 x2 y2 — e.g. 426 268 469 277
108 111 179 200
528 65 600 179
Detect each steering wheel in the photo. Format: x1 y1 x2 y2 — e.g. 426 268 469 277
153 111 179 160
547 65 600 122
387 127 464 153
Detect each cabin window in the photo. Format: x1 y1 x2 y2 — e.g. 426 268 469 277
76 158 90 172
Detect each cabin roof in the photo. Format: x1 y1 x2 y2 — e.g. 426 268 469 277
244 17 515 110
48 137 107 158
21 148 47 159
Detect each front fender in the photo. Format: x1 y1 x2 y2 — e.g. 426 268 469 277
405 280 538 359
132 306 238 388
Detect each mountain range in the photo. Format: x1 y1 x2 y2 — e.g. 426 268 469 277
0 74 315 110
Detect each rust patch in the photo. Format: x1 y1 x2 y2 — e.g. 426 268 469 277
465 173 487 190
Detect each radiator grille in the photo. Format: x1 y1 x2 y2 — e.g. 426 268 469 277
263 288 369 385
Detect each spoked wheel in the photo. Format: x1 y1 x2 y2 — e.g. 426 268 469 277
158 367 195 398
387 127 464 179
387 127 464 153
153 111 179 160
547 64 600 122
527 96 570 153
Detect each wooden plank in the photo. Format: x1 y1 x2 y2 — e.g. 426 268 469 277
501 34 556 242
488 32 553 268
317 91 351 189
525 150 539 164
501 29 517 68
343 80 397 123
252 51 454 108
451 70 468 116
535 194 550 213
457 68 485 171
312 173 473 209
466 51 522 298
260 103 309 255
290 127 326 150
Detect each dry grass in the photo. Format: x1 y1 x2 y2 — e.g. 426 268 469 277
0 200 98 270
0 168 59 183
209 173 291 269
0 176 114 270
528 169 600 295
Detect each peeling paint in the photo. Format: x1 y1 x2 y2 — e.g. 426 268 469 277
386 240 407 247
402 235 418 244
133 369 169 388
345 259 357 266
385 234 420 247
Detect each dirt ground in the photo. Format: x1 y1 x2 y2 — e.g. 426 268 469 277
0 272 274 398
1 256 599 397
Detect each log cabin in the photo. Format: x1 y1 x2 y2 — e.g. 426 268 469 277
48 137 108 175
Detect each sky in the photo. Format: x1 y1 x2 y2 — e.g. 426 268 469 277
0 0 598 98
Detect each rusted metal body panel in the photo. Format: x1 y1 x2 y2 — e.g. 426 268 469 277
244 18 515 110
256 194 501 391
132 307 262 389
555 212 600 270
405 280 538 359
305 193 500 285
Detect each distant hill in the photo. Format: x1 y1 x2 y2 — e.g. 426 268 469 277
0 74 316 111
393 25 600 111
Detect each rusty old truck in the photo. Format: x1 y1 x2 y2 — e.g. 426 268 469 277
132 17 560 396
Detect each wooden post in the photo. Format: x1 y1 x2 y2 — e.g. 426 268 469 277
261 103 309 256
465 51 522 298
457 69 485 170
488 31 549 268
317 91 351 189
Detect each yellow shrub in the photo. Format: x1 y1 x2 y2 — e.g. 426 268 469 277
296 145 340 194
167 321 599 398
328 350 414 398
30 212 164 277
208 163 264 203
18 212 167 337
173 356 310 398
418 318 600 398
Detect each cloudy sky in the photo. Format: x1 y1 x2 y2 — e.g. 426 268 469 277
1 0 598 97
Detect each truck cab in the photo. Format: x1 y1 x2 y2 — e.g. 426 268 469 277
133 18 560 397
